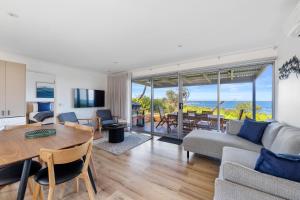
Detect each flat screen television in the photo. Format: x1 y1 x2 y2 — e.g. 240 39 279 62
73 88 105 108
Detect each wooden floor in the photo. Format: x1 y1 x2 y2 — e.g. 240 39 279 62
0 135 219 200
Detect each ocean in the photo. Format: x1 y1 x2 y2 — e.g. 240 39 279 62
186 101 272 114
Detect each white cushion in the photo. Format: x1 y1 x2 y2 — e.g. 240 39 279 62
226 120 243 135
32 102 38 112
270 126 300 154
219 146 259 179
221 147 259 169
261 122 284 149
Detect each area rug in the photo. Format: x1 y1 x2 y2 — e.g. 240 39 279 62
94 132 151 155
158 136 183 145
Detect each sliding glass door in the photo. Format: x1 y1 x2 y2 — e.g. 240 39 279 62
131 78 152 133
181 71 218 134
152 74 180 139
131 62 274 138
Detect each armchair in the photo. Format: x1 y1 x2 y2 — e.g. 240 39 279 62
96 109 119 129
57 112 99 130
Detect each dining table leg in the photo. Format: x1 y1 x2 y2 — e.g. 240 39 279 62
17 159 32 200
88 166 97 194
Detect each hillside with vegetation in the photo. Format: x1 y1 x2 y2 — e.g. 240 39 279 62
132 89 272 121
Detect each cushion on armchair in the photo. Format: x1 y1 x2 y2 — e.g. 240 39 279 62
57 112 79 124
101 120 117 126
96 109 113 121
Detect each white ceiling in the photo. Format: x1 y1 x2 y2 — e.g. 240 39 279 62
0 0 298 72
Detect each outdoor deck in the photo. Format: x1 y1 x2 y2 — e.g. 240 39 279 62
131 121 216 140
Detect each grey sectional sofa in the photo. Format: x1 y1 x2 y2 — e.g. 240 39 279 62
182 121 300 200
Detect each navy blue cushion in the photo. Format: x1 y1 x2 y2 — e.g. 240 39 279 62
57 112 79 123
238 119 270 144
255 148 300 182
102 120 117 126
96 109 113 121
38 102 51 112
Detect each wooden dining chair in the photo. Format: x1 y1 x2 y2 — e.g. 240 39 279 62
63 123 98 188
0 123 43 195
33 137 95 200
75 124 98 183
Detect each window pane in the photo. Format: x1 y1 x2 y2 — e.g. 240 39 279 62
131 79 151 132
255 64 273 121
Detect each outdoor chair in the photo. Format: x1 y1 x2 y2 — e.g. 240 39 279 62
155 106 168 128
196 113 212 129
183 111 196 132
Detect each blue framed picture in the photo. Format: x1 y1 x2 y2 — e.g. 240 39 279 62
36 82 54 98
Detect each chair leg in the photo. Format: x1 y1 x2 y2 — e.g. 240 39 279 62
89 156 98 183
48 186 55 200
156 120 162 128
32 182 41 200
187 151 189 159
39 186 44 200
82 173 95 200
28 177 35 195
75 178 80 193
59 183 66 199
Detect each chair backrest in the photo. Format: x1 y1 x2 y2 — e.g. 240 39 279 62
39 137 93 186
64 122 94 136
76 124 94 136
57 112 79 124
202 110 213 115
158 106 165 118
187 111 196 117
238 109 244 120
96 109 113 121
5 122 42 130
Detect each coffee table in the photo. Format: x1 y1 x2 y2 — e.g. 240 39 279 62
105 124 127 143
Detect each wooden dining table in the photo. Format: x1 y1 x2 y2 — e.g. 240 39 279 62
166 112 226 129
0 124 97 200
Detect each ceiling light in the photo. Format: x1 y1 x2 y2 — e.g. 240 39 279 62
113 61 119 64
7 12 19 18
177 45 183 48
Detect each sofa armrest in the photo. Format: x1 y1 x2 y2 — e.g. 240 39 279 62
221 162 300 200
214 178 284 200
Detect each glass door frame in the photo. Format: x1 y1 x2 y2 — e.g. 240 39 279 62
130 60 275 136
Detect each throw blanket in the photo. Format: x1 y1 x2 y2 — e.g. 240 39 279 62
33 111 54 122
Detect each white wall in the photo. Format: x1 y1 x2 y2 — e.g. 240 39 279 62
276 36 300 127
0 50 107 119
26 71 55 102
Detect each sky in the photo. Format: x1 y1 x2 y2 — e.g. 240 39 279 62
132 65 273 101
